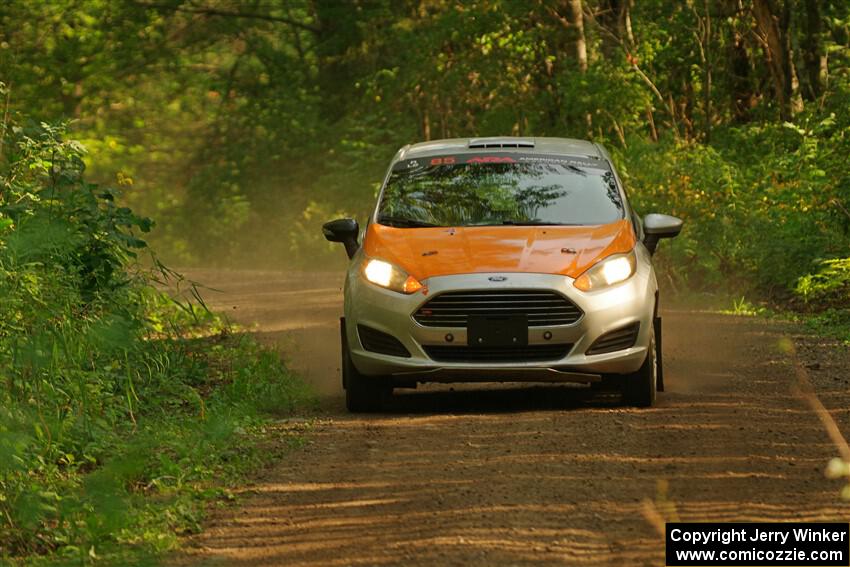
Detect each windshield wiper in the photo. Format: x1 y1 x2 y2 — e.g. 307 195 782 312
499 219 578 226
377 215 439 228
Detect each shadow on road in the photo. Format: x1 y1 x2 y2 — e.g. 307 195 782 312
176 271 850 567
375 384 623 415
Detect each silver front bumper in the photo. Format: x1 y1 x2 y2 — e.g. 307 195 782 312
344 248 657 383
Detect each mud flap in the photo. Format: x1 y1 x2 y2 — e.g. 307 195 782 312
340 317 347 389
654 315 664 392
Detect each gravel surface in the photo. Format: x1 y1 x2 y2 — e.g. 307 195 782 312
174 270 850 566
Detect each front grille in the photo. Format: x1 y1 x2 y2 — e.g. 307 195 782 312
423 343 572 363
586 323 640 355
413 290 582 328
357 325 411 358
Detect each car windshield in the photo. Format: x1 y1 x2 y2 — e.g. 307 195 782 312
377 154 624 227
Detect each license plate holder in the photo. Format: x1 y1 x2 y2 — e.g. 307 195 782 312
467 315 528 347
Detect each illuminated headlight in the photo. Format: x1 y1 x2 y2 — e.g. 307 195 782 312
573 250 637 291
362 258 424 294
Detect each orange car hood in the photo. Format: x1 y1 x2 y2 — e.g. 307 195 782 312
363 219 636 280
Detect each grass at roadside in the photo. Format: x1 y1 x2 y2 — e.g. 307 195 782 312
664 289 850 345
0 119 314 566
719 297 850 345
2 317 314 567
800 309 850 345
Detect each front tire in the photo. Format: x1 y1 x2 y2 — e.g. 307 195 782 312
622 327 657 407
342 330 389 413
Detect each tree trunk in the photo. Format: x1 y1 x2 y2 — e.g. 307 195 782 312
568 0 588 72
423 106 431 141
538 8 565 131
729 27 753 122
800 0 824 99
722 0 753 122
621 0 635 46
646 105 658 143
312 0 360 122
703 0 714 143
599 0 634 55
752 0 794 120
693 0 713 140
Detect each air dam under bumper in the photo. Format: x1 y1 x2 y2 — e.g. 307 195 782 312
344 264 656 383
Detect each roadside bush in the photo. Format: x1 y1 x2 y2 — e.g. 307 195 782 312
795 258 850 342
615 98 850 308
0 119 308 563
796 258 850 306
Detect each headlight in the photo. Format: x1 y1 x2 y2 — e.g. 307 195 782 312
362 258 424 294
573 250 637 291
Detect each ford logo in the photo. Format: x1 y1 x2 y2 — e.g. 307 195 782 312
488 276 508 282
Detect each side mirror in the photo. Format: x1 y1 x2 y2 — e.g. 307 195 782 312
322 218 360 259
643 213 683 255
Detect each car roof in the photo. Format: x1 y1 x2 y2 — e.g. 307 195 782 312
396 136 607 162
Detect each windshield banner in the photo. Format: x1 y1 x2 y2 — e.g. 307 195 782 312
392 153 609 172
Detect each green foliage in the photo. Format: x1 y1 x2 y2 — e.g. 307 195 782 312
1 1 846 289
3 0 849 295
803 308 850 345
617 100 850 300
0 118 309 564
794 255 850 342
796 258 850 305
0 0 847 559
722 297 772 317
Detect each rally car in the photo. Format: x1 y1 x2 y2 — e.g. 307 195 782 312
323 137 682 411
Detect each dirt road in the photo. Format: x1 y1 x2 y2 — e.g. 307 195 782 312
179 270 850 566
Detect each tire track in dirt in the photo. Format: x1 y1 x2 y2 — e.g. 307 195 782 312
177 270 850 566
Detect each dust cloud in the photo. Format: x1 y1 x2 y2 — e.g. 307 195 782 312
181 267 750 402
183 269 346 396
